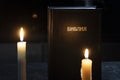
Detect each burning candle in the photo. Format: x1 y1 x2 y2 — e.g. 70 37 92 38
81 48 92 80
17 27 26 80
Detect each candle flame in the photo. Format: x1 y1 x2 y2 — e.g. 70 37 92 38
20 27 24 41
84 48 89 59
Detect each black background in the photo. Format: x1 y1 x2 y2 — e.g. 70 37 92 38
0 0 119 43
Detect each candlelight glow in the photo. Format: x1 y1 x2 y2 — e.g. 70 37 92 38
84 48 89 59
20 27 24 41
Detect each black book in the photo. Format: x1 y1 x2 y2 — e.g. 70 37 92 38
48 6 102 80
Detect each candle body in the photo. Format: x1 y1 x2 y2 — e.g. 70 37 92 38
81 59 92 80
17 42 26 80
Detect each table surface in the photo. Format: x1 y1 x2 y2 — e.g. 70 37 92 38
102 62 120 80
0 62 120 80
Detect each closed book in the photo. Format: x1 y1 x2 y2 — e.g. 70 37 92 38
48 6 102 80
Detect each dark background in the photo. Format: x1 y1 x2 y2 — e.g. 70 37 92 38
0 0 119 43
0 0 120 64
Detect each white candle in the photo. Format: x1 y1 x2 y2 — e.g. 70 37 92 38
17 27 26 80
81 48 92 80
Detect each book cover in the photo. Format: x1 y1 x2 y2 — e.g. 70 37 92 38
48 7 102 80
